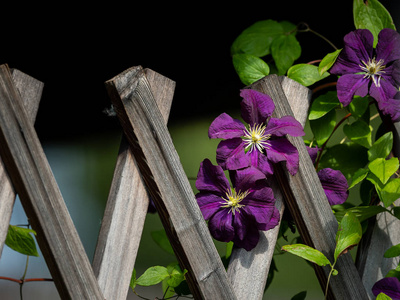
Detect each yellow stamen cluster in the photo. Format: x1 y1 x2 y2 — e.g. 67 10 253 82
359 57 386 87
220 188 250 215
243 124 271 153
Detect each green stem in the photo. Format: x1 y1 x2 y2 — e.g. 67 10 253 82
297 22 338 50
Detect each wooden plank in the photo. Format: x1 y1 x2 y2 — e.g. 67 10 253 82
356 119 400 299
250 75 368 300
0 68 43 257
92 67 175 300
0 64 104 299
106 66 237 300
226 76 312 300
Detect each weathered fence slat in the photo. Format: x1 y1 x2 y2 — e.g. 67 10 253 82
0 69 44 257
226 76 312 300
250 74 369 300
92 67 175 300
0 64 104 299
105 66 237 300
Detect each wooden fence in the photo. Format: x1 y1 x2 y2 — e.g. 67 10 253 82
0 63 398 299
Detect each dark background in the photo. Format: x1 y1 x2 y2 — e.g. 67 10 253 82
1 1 399 142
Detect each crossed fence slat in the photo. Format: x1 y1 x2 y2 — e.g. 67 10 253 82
0 68 44 257
0 63 399 299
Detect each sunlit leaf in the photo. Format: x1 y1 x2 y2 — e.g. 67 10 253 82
384 243 400 258
271 34 301 75
136 266 170 286
319 49 342 76
343 119 372 148
5 225 39 257
281 244 331 267
232 54 270 85
348 168 369 189
380 178 400 208
334 212 362 262
308 91 340 120
287 64 329 87
368 132 393 162
368 157 399 185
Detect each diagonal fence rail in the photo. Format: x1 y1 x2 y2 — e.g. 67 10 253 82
1 63 398 299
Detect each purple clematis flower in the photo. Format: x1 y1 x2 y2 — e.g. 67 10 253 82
195 159 280 251
372 277 400 300
317 168 349 206
208 89 305 176
330 28 400 122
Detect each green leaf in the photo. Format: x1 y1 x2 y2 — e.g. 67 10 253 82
348 96 370 118
384 243 400 258
318 49 342 76
368 132 393 162
380 178 400 208
392 206 400 220
130 269 137 290
5 225 39 257
353 0 396 47
287 64 329 87
334 205 388 223
136 266 170 286
334 212 362 262
231 19 284 57
348 168 369 189
232 54 270 85
310 109 336 146
368 157 399 185
343 119 372 148
376 292 394 300
281 244 331 267
271 34 301 75
151 229 175 255
319 142 368 180
308 91 340 120
167 267 187 288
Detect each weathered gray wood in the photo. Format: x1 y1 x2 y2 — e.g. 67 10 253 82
0 68 44 257
0 64 104 299
250 75 368 300
356 119 400 299
92 67 175 300
106 66 237 300
227 76 312 300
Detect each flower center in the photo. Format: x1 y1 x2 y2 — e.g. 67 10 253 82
359 57 386 87
243 124 271 153
220 188 249 215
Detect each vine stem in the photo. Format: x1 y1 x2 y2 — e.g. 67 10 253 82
297 22 338 51
315 112 352 170
324 265 336 300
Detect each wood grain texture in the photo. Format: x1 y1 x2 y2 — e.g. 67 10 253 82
250 75 368 300
0 64 104 299
227 76 312 300
0 68 44 257
92 67 175 300
106 66 237 300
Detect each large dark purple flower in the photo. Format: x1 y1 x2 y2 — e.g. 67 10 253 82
317 168 349 206
372 277 400 299
195 159 280 251
208 89 305 176
330 28 400 122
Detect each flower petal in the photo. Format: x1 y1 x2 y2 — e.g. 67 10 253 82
216 138 249 170
336 74 369 106
372 277 400 300
376 28 400 63
240 89 275 126
232 210 260 251
230 165 267 192
195 192 223 220
208 209 234 243
376 91 400 122
248 149 275 176
318 168 349 205
307 145 321 164
195 159 230 194
331 29 374 75
265 116 305 137
267 138 300 176
208 113 246 139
